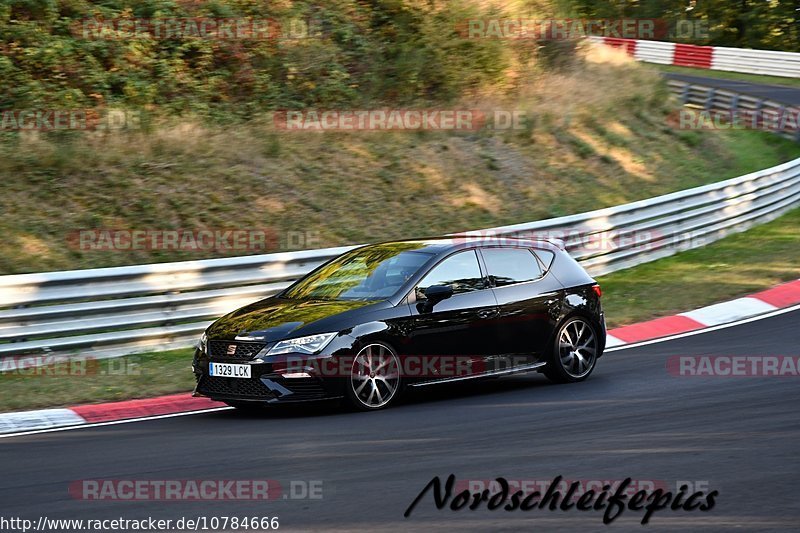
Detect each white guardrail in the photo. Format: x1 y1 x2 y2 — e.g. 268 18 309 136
588 36 800 78
712 46 800 78
2 156 800 363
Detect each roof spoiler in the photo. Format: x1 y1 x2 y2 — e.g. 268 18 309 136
525 238 565 251
445 233 567 251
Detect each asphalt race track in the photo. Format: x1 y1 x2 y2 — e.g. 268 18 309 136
665 72 800 106
1 309 798 531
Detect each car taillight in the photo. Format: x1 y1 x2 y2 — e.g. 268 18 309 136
592 284 602 298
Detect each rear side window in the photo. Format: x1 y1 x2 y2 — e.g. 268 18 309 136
532 249 555 271
481 248 543 287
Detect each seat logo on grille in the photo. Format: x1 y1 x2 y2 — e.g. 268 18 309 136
227 344 237 356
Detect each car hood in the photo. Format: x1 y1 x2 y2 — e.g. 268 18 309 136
206 297 377 341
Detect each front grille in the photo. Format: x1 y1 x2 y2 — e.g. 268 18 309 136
208 341 265 360
197 375 275 399
197 374 329 402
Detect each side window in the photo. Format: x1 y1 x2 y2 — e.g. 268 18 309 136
416 250 485 296
481 248 543 287
532 249 555 271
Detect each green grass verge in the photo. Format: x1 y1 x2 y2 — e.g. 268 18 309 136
655 64 800 89
1 207 797 413
599 207 800 327
0 349 196 413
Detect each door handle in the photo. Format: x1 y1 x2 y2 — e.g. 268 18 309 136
478 309 498 319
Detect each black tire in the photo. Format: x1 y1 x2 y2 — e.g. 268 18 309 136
543 316 599 383
344 342 402 411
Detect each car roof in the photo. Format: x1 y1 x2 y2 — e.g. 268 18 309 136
369 235 565 254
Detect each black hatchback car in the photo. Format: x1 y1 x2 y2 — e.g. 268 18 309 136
193 237 606 410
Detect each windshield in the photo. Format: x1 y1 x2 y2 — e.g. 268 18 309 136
282 243 432 301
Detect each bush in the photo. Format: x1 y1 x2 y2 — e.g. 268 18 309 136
0 0 514 118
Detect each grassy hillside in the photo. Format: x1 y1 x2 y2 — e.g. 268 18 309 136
1 2 799 274
2 53 800 274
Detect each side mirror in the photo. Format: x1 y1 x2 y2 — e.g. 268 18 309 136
417 284 453 313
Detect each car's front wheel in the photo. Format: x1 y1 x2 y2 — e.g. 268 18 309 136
345 343 401 410
544 316 599 383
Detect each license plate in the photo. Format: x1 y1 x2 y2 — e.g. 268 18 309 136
209 362 251 379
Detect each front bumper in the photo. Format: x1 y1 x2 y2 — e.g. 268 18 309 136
192 348 345 404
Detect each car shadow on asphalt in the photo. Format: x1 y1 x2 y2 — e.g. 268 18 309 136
401 373 554 407
208 372 563 420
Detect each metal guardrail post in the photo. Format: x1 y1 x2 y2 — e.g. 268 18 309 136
730 93 739 117
704 88 716 111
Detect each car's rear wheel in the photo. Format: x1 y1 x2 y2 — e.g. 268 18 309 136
345 343 401 410
544 316 598 383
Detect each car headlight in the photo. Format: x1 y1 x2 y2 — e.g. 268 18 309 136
198 332 208 352
267 332 338 355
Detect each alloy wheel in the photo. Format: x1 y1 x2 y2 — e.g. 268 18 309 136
558 318 598 379
350 344 401 409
